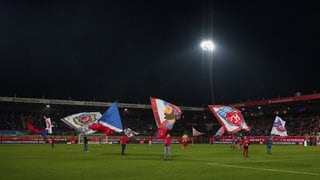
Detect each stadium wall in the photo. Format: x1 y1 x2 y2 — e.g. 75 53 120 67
0 136 319 146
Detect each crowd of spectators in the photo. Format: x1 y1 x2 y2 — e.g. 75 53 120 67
0 108 319 138
242 114 320 137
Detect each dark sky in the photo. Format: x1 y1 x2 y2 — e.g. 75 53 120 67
1 0 320 107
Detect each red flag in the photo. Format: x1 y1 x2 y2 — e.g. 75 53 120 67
88 123 114 135
26 122 41 134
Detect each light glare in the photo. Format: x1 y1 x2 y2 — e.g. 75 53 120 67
200 40 215 51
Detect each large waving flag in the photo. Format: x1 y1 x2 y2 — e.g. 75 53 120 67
44 116 52 134
26 122 48 137
61 112 101 135
97 102 123 133
154 128 167 139
150 97 182 138
88 123 114 135
192 127 204 136
271 116 288 136
208 105 250 134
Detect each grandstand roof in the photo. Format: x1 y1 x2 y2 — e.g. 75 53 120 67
1 93 320 120
230 93 320 117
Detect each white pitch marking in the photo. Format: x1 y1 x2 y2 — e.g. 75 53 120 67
206 163 320 176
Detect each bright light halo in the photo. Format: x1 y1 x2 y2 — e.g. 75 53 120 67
200 40 215 51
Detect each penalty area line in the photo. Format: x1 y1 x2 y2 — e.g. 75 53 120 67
206 163 320 176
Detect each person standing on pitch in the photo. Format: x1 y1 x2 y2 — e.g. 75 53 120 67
83 135 89 152
163 134 172 160
120 134 128 155
266 137 273 154
242 136 250 157
50 136 55 148
181 133 188 149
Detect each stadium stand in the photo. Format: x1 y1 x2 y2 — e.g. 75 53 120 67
0 94 319 144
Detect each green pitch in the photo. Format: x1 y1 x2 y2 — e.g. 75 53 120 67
1 143 319 180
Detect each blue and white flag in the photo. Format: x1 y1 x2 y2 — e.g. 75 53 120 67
271 116 288 136
98 102 123 132
214 126 225 137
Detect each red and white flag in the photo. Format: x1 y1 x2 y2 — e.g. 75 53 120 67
208 105 250 134
150 97 182 138
44 116 52 134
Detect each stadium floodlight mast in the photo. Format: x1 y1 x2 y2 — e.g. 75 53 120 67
201 39 215 104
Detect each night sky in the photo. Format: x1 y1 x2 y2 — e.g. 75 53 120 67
1 0 320 107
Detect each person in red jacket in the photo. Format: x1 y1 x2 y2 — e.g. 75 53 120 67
163 134 171 160
181 133 188 149
242 136 250 157
120 134 128 155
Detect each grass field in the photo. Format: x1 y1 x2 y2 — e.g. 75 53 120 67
1 143 319 180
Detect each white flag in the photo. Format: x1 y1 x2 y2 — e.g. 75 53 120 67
271 116 288 136
44 116 52 134
61 112 101 135
123 128 139 137
192 127 204 136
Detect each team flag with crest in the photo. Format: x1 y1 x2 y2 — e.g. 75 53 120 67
150 97 182 138
271 116 288 136
123 128 139 137
61 112 101 135
208 105 250 134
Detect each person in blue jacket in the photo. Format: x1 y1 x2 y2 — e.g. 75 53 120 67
266 137 273 154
